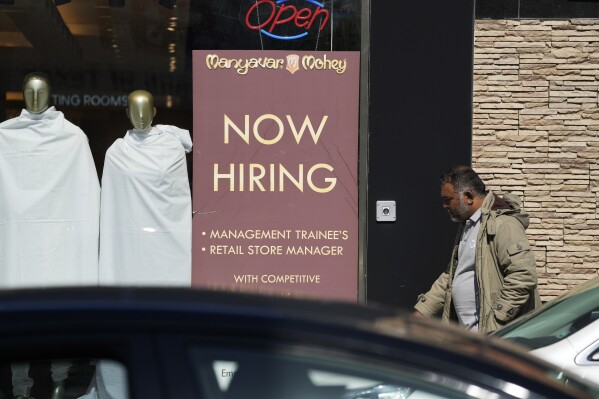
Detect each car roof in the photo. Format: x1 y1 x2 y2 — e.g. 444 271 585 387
0 286 596 399
0 286 574 358
0 285 570 350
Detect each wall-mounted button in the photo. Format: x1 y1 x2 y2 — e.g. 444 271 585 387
376 200 396 222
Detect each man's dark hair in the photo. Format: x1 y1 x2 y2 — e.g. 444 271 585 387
440 165 486 197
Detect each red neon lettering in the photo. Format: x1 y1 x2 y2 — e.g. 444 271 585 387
295 8 312 28
270 4 298 33
245 0 276 30
307 7 330 30
245 0 330 35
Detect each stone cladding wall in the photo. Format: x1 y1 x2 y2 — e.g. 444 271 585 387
473 19 599 301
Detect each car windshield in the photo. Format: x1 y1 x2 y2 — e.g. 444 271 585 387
494 279 599 350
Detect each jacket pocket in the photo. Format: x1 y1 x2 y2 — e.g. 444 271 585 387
506 242 530 257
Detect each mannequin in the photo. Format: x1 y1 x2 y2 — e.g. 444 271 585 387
99 88 192 286
0 74 100 399
93 90 192 399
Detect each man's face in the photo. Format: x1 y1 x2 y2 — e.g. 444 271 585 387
441 183 470 223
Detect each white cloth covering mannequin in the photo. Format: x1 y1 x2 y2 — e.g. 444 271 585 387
0 73 100 399
0 73 100 286
98 90 192 286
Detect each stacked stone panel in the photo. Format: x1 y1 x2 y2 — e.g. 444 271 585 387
474 20 599 301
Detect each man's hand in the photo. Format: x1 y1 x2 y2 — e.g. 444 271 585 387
412 310 425 318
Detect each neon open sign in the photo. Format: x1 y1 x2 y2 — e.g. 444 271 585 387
245 0 330 41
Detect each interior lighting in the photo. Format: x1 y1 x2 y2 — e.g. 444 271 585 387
54 0 71 5
109 0 125 7
6 92 23 101
158 0 176 9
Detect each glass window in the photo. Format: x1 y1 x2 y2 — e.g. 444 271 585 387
0 1 364 292
0 0 362 179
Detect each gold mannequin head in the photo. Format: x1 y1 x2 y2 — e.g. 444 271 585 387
23 72 51 114
126 90 156 132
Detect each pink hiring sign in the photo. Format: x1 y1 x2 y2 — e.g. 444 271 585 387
192 50 360 301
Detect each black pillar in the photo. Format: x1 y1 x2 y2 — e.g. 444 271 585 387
367 0 475 309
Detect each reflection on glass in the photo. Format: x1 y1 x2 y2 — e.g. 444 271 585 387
0 359 128 399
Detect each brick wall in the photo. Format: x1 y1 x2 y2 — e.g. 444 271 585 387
473 19 599 301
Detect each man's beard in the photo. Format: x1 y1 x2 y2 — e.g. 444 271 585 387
449 193 470 222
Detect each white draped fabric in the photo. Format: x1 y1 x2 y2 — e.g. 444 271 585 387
99 125 192 286
0 107 100 287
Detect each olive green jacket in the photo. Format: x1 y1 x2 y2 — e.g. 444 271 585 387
414 191 541 333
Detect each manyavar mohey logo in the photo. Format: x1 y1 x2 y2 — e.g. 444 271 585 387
205 54 347 75
245 0 330 41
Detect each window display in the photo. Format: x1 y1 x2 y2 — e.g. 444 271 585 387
0 1 362 396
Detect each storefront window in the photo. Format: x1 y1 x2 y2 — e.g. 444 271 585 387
0 0 362 176
1 0 364 298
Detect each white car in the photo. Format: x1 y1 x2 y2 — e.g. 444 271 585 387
494 276 599 385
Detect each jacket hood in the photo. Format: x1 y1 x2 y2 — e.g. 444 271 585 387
482 191 530 230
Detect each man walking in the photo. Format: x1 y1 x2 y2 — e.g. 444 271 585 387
414 165 541 333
